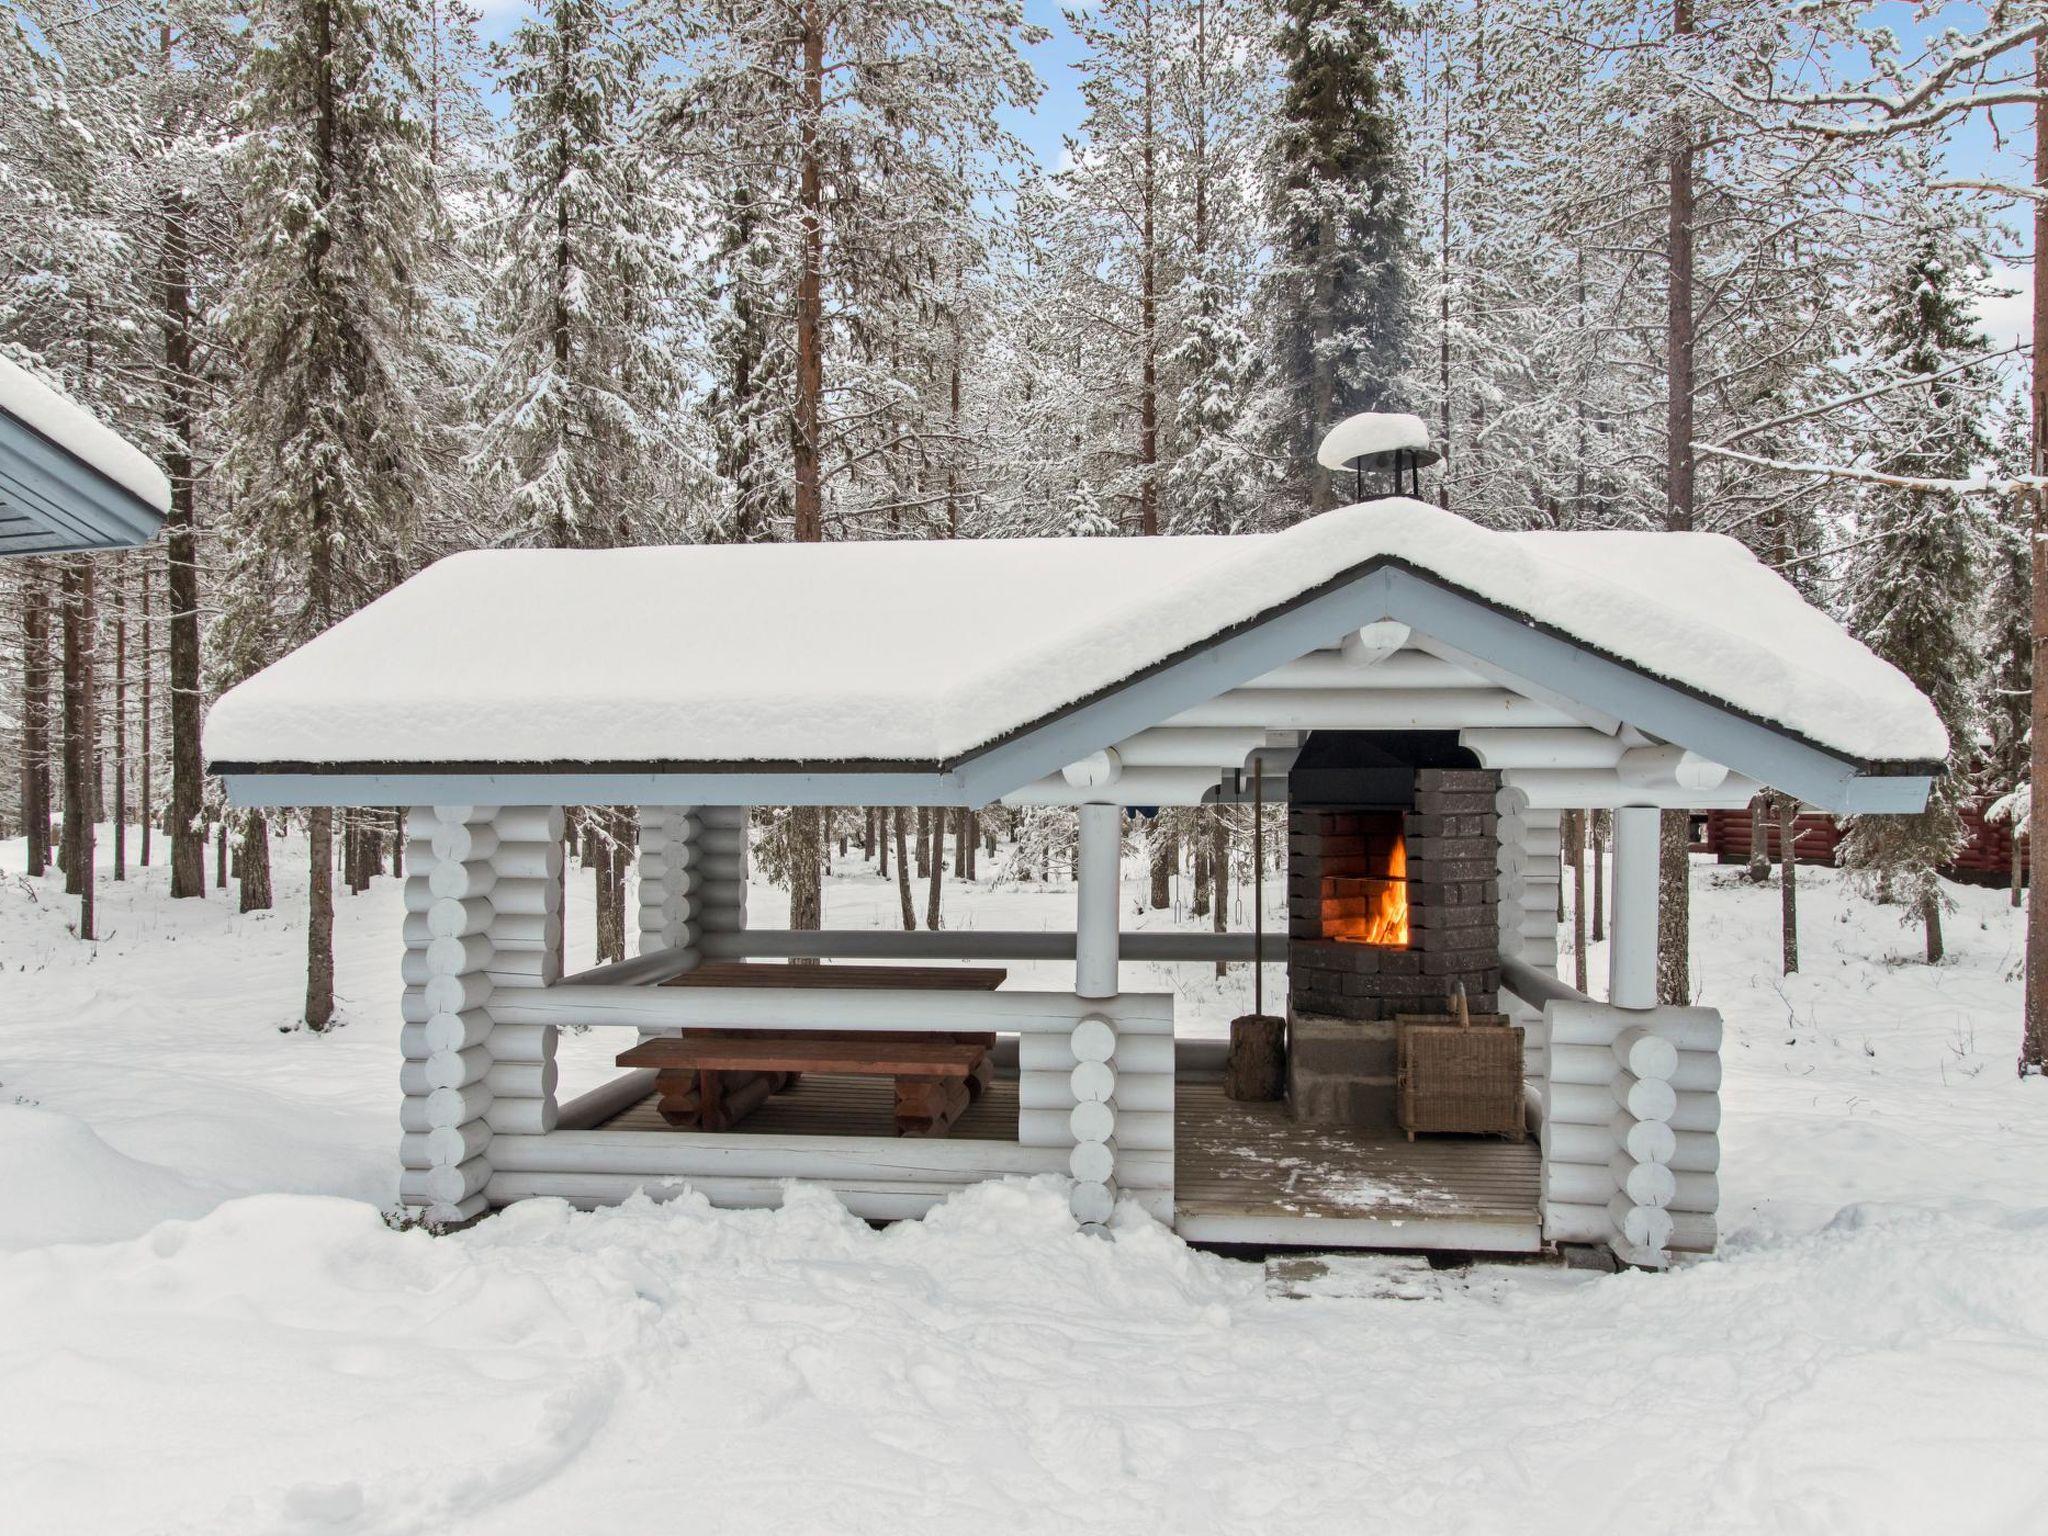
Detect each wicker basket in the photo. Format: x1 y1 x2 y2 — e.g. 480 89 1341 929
1395 990 1525 1141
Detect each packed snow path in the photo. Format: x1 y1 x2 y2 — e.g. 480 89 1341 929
3 836 2046 1535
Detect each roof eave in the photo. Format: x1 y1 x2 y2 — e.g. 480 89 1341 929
0 409 165 557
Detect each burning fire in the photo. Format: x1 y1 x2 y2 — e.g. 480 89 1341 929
1321 835 1410 948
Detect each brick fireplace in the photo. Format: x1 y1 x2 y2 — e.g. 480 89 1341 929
1284 733 1502 1125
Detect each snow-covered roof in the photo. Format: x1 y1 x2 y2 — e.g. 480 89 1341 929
0 353 171 515
205 503 1945 785
1316 412 1433 469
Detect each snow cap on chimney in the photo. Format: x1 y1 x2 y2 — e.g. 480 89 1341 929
1316 412 1440 502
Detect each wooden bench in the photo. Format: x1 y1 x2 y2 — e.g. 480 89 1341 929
616 962 1009 1136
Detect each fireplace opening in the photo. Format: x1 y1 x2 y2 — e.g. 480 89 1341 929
1317 812 1410 947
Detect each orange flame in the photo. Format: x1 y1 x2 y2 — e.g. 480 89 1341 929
1320 836 1410 948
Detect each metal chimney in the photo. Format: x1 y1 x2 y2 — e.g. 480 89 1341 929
1316 412 1441 504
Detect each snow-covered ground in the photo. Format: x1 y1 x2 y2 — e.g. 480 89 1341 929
3 832 2047 1535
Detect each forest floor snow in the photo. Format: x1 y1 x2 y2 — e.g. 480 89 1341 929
3 833 2047 1535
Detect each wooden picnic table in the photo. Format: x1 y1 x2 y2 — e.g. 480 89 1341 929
614 962 1008 1136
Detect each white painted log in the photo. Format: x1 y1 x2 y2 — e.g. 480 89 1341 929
1545 1117 1677 1168
1165 687 1577 730
486 1022 557 1064
1108 726 1266 768
424 1193 489 1226
1020 1032 1172 1074
1460 727 1626 770
421 1083 492 1131
1070 1060 1115 1104
1069 1138 1116 1184
489 911 563 951
1670 1130 1719 1173
500 984 1170 1035
693 826 748 858
1020 1072 1173 1113
1062 749 1122 789
485 1059 560 1100
427 1046 491 1091
1552 1044 1661 1088
489 841 562 881
1544 1162 1623 1207
1668 1092 1721 1134
1608 806 1659 1009
405 836 434 872
1545 1082 1641 1127
1546 1005 1723 1052
1076 803 1121 998
425 1007 493 1053
1610 1152 1676 1208
1669 1171 1719 1213
1543 1200 1611 1244
1069 1100 1115 1145
1610 1071 1678 1123
486 949 562 988
1339 620 1412 669
398 1133 437 1171
1668 1211 1717 1252
488 876 562 916
428 860 496 901
1499 770 1762 810
431 820 498 864
400 1022 433 1061
401 1155 490 1207
1070 1181 1115 1226
424 971 492 1016
1618 744 1730 792
430 895 496 940
1238 650 1477 690
1666 1051 1722 1093
403 876 434 914
400 986 430 1025
1608 1195 1674 1252
420 1120 492 1167
1008 768 1235 807
426 933 493 978
1071 1014 1118 1062
1022 1107 1172 1152
492 805 565 844
695 908 749 935
430 804 493 822
484 1095 557 1135
1611 1027 1680 1082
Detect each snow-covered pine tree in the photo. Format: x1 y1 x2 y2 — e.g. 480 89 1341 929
1265 0 1409 518
1836 170 1998 964
477 0 690 552
220 0 446 1028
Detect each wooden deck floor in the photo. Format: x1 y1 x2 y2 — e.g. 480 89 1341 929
597 1073 1542 1253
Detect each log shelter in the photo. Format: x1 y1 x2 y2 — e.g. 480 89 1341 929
205 501 1942 1265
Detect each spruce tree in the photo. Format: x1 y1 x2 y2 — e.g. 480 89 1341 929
220 0 444 1027
1266 0 1409 516
1836 182 1994 963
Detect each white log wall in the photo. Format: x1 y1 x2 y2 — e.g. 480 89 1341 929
1539 999 1721 1264
637 807 704 961
398 804 564 1227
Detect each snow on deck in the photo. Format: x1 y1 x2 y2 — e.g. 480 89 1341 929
203 501 1946 770
0 351 171 514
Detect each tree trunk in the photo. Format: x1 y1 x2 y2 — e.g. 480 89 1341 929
893 808 915 929
789 806 823 938
1778 794 1799 975
924 807 944 931
1657 809 1689 1005
1591 810 1607 944
60 558 96 938
915 807 930 879
1192 819 1211 918
217 820 228 890
1137 13 1159 535
791 0 826 543
876 805 889 877
1747 795 1770 883
162 182 205 900
21 562 51 877
1570 809 1589 993
306 809 334 1029
591 818 617 962
114 560 127 881
139 559 152 869
2012 817 2024 909
239 810 273 913
1211 811 1228 978
1922 890 1944 965
1148 821 1172 909
2026 31 2048 1074
1655 0 1696 1009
